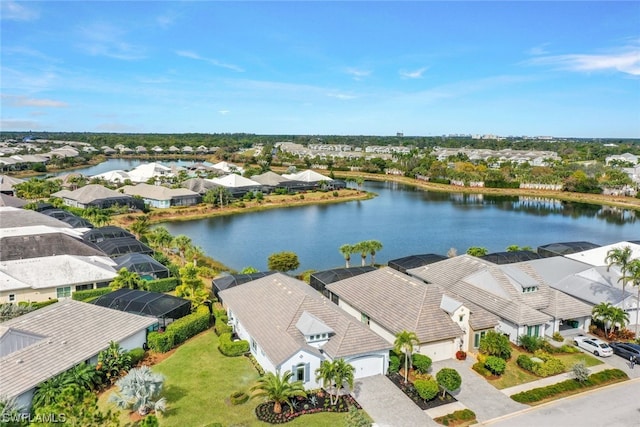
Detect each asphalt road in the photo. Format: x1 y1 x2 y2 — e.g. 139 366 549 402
481 379 640 427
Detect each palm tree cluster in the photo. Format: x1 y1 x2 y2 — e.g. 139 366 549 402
591 302 630 337
605 245 640 336
339 240 383 268
250 370 306 415
314 359 356 405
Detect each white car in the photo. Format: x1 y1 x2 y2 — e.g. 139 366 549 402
573 335 613 357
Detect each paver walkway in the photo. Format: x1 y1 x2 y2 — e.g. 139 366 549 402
353 374 439 427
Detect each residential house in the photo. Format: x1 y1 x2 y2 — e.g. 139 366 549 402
51 184 142 209
407 255 593 343
121 183 201 208
126 162 173 184
0 299 156 412
219 273 392 388
0 175 24 196
326 267 499 361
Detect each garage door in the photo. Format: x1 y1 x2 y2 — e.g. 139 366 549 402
348 355 386 378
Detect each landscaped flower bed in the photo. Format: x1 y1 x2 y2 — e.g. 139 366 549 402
386 372 456 410
255 391 361 424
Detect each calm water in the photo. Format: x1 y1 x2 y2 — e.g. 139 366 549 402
62 159 639 272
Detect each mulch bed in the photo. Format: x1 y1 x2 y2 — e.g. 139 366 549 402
255 391 361 424
387 373 456 410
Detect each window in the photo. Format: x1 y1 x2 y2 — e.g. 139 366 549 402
361 313 370 325
523 286 538 293
75 284 93 292
527 325 540 337
459 314 464 322
296 363 305 382
56 287 71 299
473 331 486 348
9 294 15 302
96 282 110 289
251 338 257 352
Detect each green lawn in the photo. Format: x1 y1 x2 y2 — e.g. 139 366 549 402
488 346 603 390
100 329 366 426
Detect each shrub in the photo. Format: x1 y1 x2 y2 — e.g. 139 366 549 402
218 333 249 357
518 335 544 353
517 354 536 372
29 299 59 310
214 316 232 336
147 330 174 353
552 332 564 342
412 353 432 374
146 277 179 293
436 368 462 398
517 351 565 377
414 378 439 401
332 191 339 197
72 288 112 302
571 362 590 383
148 306 210 353
128 347 146 365
472 362 491 377
485 356 506 375
389 354 401 373
230 391 249 405
479 330 512 360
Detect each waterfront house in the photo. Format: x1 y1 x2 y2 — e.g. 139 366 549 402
121 183 201 208
219 273 392 388
51 184 142 210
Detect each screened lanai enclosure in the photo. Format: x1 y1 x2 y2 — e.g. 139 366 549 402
115 253 170 280
387 254 447 273
94 236 154 258
212 271 276 298
480 250 541 264
82 226 134 244
537 241 600 258
92 288 191 326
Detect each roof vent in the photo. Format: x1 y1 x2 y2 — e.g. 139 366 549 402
16 359 23 364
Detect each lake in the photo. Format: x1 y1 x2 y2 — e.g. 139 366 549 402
62 159 639 273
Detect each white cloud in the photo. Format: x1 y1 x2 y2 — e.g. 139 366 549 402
76 23 146 60
527 44 550 56
175 50 244 72
218 110 230 115
327 93 356 100
2 94 68 108
399 67 428 79
1 1 39 21
525 44 640 76
345 67 371 80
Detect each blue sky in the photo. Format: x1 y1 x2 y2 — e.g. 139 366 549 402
2 1 639 138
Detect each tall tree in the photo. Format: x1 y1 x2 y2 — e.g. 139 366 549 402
366 240 383 266
592 302 616 337
436 368 462 398
353 241 369 267
394 330 420 384
130 215 151 239
315 360 336 398
339 244 354 268
172 235 193 266
609 306 630 334
331 359 355 405
622 259 640 336
605 246 633 298
110 268 145 290
147 226 173 253
250 371 306 414
267 251 300 272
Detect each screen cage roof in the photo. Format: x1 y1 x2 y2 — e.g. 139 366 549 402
537 241 600 258
94 237 154 258
83 226 134 244
387 254 447 273
115 253 170 279
212 271 276 296
480 250 541 264
92 288 191 320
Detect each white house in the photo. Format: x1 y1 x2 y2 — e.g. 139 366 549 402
0 299 157 412
219 273 392 389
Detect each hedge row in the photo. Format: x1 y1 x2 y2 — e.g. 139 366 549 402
214 309 233 336
485 180 521 189
148 306 211 353
18 299 59 310
146 277 179 293
72 288 112 302
218 333 250 357
511 369 628 403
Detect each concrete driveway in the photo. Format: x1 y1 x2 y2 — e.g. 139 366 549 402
352 375 438 427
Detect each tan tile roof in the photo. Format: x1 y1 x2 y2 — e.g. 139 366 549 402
51 184 132 204
219 273 391 367
0 300 156 398
121 183 199 201
326 267 466 343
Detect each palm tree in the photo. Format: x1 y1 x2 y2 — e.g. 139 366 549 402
250 370 306 414
185 245 205 267
622 259 640 336
331 359 355 405
109 366 167 416
609 306 630 335
592 302 616 337
606 246 633 298
339 244 354 268
366 240 383 266
111 268 145 290
65 362 102 391
394 330 420 384
130 215 151 239
147 226 173 253
315 360 336 397
353 241 369 267
172 235 193 265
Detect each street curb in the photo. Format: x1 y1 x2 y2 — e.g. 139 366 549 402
478 376 640 426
